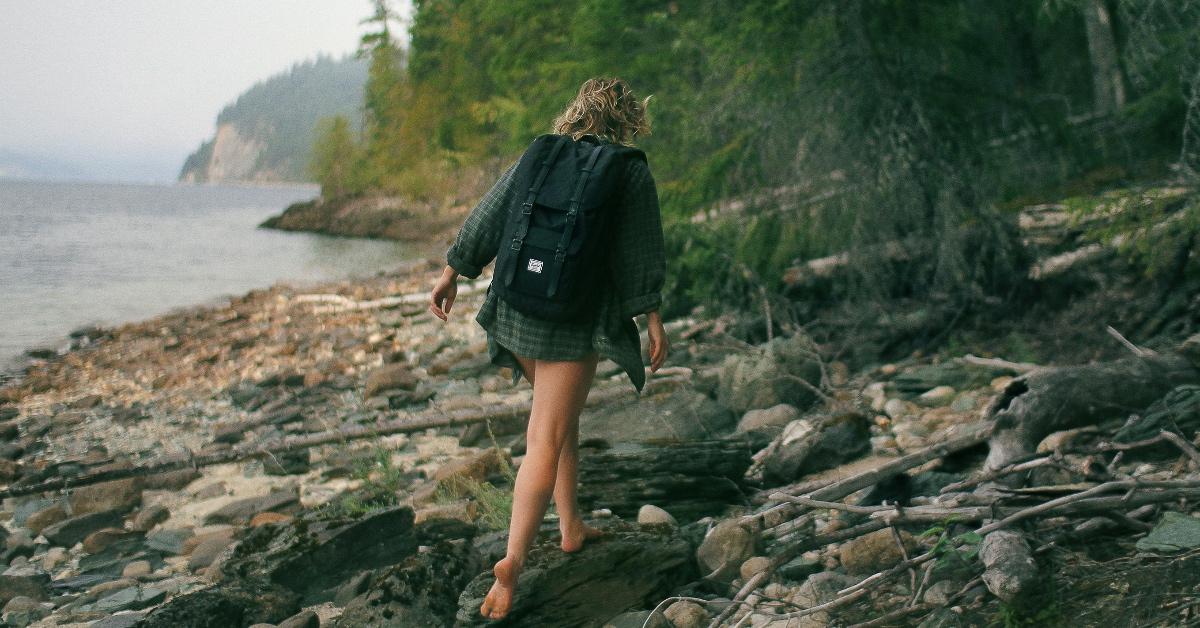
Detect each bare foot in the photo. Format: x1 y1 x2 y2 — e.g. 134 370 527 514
480 555 520 620
559 519 605 553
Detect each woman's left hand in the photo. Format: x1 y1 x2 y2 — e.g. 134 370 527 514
430 266 459 321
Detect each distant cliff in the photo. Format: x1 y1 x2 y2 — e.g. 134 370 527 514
179 54 366 184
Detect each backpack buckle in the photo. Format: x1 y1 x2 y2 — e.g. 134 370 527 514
510 237 522 251
520 201 533 214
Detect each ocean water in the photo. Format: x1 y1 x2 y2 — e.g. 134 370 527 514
0 179 422 372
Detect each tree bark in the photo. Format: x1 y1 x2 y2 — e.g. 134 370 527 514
1083 0 1127 114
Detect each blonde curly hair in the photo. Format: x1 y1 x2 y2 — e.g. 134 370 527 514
551 77 652 146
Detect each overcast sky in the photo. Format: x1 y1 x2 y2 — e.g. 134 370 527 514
0 1 413 183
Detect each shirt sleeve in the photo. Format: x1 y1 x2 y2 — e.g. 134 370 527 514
445 160 519 279
608 157 666 319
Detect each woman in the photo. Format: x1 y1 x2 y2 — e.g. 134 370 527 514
428 76 669 620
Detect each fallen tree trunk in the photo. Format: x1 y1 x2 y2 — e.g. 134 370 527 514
578 438 753 522
983 352 1200 474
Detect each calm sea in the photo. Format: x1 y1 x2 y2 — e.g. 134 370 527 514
0 179 422 373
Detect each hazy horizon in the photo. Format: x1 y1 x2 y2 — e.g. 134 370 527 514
0 1 413 184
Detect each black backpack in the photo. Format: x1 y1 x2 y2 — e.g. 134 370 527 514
493 133 647 323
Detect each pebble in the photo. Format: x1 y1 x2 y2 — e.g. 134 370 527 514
637 504 677 527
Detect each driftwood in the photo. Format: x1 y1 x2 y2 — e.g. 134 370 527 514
971 342 1200 604
706 337 1200 626
753 425 993 539
705 427 992 628
982 352 1200 474
1028 209 1188 280
768 482 1200 527
722 479 1200 627
289 276 492 314
0 374 690 499
960 354 1041 374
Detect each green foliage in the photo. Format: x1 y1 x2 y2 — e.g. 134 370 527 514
309 115 365 198
315 445 407 519
356 1 412 191
336 0 1200 308
431 419 516 531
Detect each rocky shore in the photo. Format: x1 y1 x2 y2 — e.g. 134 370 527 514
257 194 467 244
0 244 1198 627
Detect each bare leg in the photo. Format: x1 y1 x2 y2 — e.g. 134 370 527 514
550 354 606 552
507 352 603 552
480 351 599 620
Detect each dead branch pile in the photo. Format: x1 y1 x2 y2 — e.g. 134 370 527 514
701 333 1200 627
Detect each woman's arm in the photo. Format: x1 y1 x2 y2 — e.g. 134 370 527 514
607 158 667 320
430 265 460 321
644 308 669 372
432 161 516 320
607 158 669 370
445 161 519 279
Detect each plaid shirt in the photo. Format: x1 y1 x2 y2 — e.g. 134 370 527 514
446 149 666 394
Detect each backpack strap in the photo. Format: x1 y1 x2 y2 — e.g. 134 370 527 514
502 135 568 287
545 142 605 298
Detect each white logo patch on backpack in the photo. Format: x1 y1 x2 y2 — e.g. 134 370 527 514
527 259 544 273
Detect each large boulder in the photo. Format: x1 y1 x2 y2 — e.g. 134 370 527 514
761 411 871 484
717 332 823 414
215 506 420 604
134 579 300 628
333 536 481 627
580 386 735 443
454 519 694 627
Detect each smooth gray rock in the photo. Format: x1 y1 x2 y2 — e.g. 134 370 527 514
1136 511 1200 553
203 487 299 525
86 585 167 613
717 332 823 414
762 412 871 483
88 611 149 628
146 528 193 555
695 519 756 583
42 509 124 547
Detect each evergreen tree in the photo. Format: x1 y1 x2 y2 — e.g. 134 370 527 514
308 115 362 199
357 0 410 190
